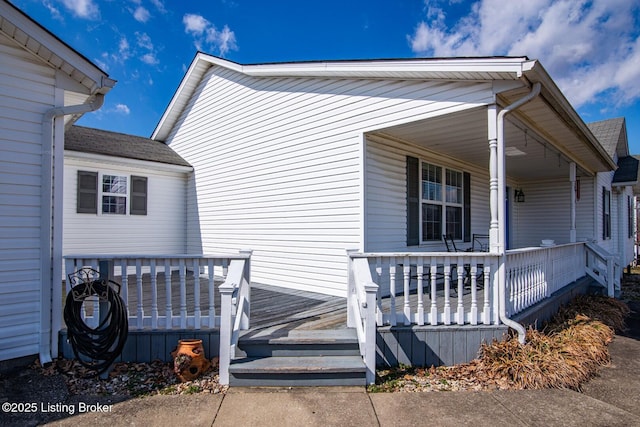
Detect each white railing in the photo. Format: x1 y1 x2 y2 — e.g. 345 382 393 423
504 243 586 316
61 253 251 331
218 253 252 385
346 251 378 385
585 243 621 297
349 252 497 326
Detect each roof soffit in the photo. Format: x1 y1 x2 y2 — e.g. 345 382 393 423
0 1 114 94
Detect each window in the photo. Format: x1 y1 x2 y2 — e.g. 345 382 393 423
406 156 470 245
421 162 463 241
102 175 127 214
602 187 611 239
77 171 147 216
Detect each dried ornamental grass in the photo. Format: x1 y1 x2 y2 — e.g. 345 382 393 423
371 294 628 393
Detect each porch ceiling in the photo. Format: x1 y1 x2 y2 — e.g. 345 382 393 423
371 93 614 182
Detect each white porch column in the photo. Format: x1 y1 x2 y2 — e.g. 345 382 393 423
488 104 499 252
570 162 577 243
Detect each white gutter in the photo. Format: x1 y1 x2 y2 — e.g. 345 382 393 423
496 82 541 345
39 94 105 364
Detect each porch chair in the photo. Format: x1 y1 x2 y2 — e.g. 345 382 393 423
442 234 484 290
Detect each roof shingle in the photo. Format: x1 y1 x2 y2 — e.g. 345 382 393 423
65 126 191 167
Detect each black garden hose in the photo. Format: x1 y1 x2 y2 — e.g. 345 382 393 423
63 279 128 375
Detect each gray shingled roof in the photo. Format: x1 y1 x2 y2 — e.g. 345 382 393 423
587 117 627 159
65 126 191 167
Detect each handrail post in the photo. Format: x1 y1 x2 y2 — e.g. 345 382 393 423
346 250 358 328
218 281 235 385
364 281 378 385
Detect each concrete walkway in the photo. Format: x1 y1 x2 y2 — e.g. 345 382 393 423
4 302 639 427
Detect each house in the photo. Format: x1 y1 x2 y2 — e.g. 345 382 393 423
147 53 637 383
0 0 114 369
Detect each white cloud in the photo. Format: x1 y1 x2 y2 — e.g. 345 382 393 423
43 0 63 21
115 104 130 115
150 0 167 14
183 14 210 35
136 32 154 50
140 53 159 65
117 37 131 62
183 13 238 56
408 0 640 109
60 0 100 19
133 6 150 23
206 25 237 56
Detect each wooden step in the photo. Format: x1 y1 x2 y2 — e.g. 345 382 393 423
236 329 360 357
228 355 367 387
229 328 367 386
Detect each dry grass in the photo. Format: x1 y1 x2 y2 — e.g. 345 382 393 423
372 294 630 392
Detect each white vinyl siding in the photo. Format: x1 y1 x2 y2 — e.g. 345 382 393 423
63 157 188 258
364 136 490 252
0 37 55 361
166 67 494 296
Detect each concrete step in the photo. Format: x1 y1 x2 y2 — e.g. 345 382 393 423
236 328 360 358
228 355 367 387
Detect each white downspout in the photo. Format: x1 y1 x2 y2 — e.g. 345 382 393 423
497 82 541 345
39 94 105 364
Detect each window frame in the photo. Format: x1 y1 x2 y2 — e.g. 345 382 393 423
420 161 465 242
602 187 611 240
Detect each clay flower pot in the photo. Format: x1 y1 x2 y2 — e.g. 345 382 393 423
171 339 211 382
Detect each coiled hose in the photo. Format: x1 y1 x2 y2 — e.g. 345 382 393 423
63 279 128 375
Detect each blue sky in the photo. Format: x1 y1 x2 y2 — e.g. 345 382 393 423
11 0 640 152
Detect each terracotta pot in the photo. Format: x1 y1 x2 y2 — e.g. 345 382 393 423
171 339 211 382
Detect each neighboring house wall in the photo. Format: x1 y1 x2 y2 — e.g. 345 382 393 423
0 35 55 361
166 66 495 296
63 155 189 258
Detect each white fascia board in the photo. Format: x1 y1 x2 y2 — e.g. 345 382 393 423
240 57 530 78
0 1 113 93
65 150 194 174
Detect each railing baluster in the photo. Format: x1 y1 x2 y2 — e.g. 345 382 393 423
389 257 396 326
456 255 464 325
136 259 143 330
403 257 411 325
429 261 438 325
208 258 215 328
150 259 158 330
483 259 491 325
470 264 478 325
193 258 201 329
443 260 451 325
416 260 424 326
165 259 172 328
120 259 129 322
179 258 187 329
